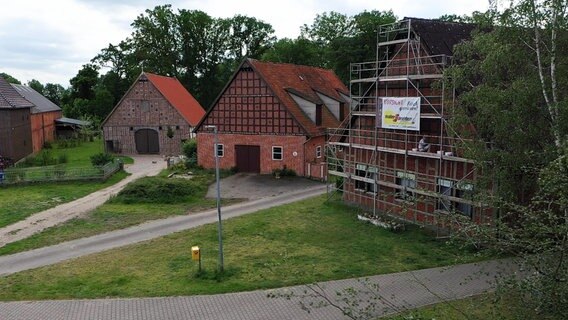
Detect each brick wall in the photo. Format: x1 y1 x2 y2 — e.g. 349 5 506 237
103 79 192 155
197 133 307 175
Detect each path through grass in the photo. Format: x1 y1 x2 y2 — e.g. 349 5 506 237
0 195 489 301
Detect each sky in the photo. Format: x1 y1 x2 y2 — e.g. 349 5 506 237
0 0 489 87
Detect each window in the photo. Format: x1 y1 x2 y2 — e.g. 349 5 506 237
272 146 283 160
316 146 322 158
436 178 474 217
315 104 322 126
395 171 416 201
354 164 377 194
215 144 224 157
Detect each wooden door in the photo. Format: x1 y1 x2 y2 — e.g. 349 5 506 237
135 129 159 154
235 145 260 173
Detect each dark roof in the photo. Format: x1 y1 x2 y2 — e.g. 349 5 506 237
407 17 476 56
0 75 34 109
11 84 61 114
55 117 89 126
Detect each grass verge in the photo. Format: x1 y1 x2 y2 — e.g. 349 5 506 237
0 195 489 301
0 169 240 256
0 171 128 229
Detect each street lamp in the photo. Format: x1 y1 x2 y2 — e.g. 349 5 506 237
204 125 224 272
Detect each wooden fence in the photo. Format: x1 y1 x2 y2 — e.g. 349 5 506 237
0 161 121 186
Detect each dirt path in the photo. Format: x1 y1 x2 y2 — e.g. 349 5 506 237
0 156 166 248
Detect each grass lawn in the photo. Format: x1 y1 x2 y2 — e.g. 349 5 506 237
0 169 240 256
0 195 489 301
385 293 540 320
0 139 133 229
0 171 128 229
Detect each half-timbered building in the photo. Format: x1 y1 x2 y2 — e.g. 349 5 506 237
195 59 349 178
102 72 205 155
327 18 489 233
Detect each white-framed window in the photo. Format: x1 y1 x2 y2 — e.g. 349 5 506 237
215 144 224 157
316 146 322 158
436 178 474 217
395 171 416 201
272 146 283 160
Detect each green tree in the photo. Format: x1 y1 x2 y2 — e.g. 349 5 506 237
261 38 325 67
225 14 276 61
26 79 44 94
300 11 354 45
70 64 100 101
43 83 66 106
0 72 21 84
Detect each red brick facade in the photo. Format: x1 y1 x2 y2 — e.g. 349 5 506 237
198 133 309 175
103 73 204 156
196 59 346 179
31 110 61 153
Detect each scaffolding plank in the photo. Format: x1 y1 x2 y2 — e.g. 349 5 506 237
353 111 376 116
421 113 442 119
378 38 409 46
328 170 348 178
351 77 378 83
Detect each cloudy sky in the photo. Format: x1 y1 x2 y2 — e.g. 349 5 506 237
0 0 489 87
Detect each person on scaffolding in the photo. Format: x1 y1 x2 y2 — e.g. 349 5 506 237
418 136 430 152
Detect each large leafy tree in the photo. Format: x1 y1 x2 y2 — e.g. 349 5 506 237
0 73 21 84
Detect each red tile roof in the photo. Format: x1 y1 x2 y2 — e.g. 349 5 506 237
249 59 348 136
145 73 205 126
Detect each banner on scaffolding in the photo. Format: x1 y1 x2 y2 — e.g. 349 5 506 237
377 97 421 131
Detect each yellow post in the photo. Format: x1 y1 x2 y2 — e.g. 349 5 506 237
192 246 201 272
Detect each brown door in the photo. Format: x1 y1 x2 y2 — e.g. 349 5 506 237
235 145 260 173
135 129 160 154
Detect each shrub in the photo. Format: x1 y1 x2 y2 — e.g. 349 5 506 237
90 153 113 167
182 139 198 168
57 153 68 164
112 176 207 204
42 141 53 149
36 150 57 166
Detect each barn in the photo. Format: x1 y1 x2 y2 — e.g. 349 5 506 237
0 75 33 163
12 84 62 153
102 72 205 155
194 58 349 179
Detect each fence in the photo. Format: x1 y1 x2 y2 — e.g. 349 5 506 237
0 161 122 186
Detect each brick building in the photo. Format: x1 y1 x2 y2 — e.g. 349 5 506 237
102 72 205 155
12 84 62 153
0 75 33 163
327 18 489 233
195 59 348 178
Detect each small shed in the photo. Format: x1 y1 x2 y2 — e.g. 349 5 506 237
102 72 205 155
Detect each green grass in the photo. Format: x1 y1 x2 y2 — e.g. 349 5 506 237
385 293 541 320
0 170 241 256
0 171 128 229
0 139 133 229
0 195 489 301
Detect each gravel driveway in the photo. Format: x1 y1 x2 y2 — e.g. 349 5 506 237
206 173 324 200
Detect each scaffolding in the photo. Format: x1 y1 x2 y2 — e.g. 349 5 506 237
326 19 482 234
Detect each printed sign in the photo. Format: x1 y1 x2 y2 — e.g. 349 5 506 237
378 97 420 131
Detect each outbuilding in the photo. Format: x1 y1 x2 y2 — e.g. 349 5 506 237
102 72 205 155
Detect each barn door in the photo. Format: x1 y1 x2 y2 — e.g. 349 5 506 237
235 145 260 173
135 129 159 154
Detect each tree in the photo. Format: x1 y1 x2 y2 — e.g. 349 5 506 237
225 15 276 61
261 38 325 67
300 11 354 45
27 79 44 94
70 64 100 101
43 83 66 106
0 73 21 84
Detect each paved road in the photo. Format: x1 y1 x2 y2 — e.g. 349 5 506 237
0 184 328 276
0 259 518 320
0 156 166 247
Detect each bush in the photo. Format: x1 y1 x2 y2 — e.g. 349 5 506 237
182 139 198 168
112 176 207 204
272 166 297 177
90 153 113 167
42 141 53 149
57 153 68 164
